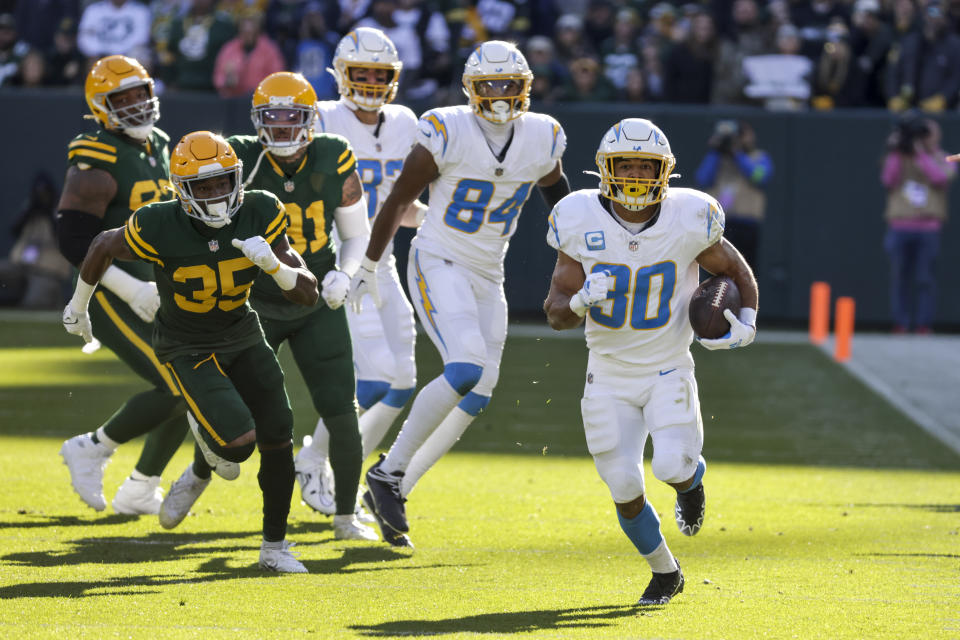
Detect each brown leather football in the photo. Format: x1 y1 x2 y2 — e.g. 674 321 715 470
689 276 741 339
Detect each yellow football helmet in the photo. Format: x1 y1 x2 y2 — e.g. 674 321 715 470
595 118 676 210
85 55 159 140
170 131 243 228
462 41 533 124
330 27 402 111
251 72 317 157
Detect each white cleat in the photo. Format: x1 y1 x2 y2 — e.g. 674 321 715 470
112 475 163 515
295 437 336 515
187 413 240 481
259 539 308 573
355 502 376 525
159 465 211 529
60 433 112 511
333 514 379 541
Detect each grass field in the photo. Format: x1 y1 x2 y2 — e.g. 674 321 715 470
0 315 958 639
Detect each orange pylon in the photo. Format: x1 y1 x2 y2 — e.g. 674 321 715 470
834 297 855 362
809 282 830 345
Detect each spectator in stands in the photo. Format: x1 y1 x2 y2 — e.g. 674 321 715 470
0 12 28 88
213 11 284 98
886 2 960 113
891 0 919 39
583 0 615 53
849 0 893 109
743 23 812 110
559 55 615 101
695 119 772 274
165 0 235 91
712 0 771 105
265 0 307 67
294 2 340 100
811 21 864 109
664 10 717 104
526 35 565 104
622 65 648 103
14 0 78 52
0 172 70 309
788 0 850 60
11 49 46 87
881 114 955 334
393 0 452 97
600 8 641 93
554 14 594 65
77 0 151 64
46 17 84 86
640 39 665 101
149 0 189 76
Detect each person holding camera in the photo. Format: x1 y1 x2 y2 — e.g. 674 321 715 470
881 114 955 334
694 119 772 274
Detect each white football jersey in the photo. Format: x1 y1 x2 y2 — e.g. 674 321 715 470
317 98 418 270
413 105 566 282
547 188 725 373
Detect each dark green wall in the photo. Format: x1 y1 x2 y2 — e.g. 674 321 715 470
2 89 958 326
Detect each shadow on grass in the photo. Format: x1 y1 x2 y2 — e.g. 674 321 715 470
844 503 960 513
0 513 140 528
348 604 642 636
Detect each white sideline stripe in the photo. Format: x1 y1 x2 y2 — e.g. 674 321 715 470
821 344 960 456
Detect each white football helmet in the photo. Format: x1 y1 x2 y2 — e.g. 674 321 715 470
330 27 402 111
595 118 676 210
462 41 533 124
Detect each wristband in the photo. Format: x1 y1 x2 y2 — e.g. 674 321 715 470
739 307 757 327
568 291 588 317
70 277 98 311
270 262 299 291
359 256 378 273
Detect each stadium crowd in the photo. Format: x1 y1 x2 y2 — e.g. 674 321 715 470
1 0 960 112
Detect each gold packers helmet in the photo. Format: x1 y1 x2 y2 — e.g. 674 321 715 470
251 72 317 157
170 131 243 228
595 118 676 211
461 41 533 124
85 55 159 140
330 27 402 110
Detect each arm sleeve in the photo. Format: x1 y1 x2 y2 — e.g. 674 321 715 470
913 152 953 187
56 209 103 267
334 198 370 276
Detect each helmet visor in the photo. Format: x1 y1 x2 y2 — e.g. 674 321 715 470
253 105 314 153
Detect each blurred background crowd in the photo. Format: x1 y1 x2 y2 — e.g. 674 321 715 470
3 0 960 112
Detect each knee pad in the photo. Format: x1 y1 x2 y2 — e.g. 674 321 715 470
458 391 490 417
215 440 256 463
650 446 698 485
382 386 415 409
442 362 483 396
356 379 391 410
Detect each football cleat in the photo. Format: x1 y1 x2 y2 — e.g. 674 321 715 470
675 483 705 536
259 539 308 573
112 474 163 515
159 465 211 529
365 454 408 533
637 561 684 606
333 514 379 541
295 437 336 515
362 490 414 549
187 413 240 481
60 432 113 511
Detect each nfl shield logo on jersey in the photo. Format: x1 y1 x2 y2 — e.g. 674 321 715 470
208 239 219 252
629 239 640 252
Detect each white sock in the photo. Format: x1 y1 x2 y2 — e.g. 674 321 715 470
643 540 679 574
261 538 284 549
382 376 461 475
401 406 474 497
95 426 119 450
308 418 330 457
129 469 151 482
359 402 404 460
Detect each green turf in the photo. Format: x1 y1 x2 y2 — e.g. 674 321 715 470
0 317 957 639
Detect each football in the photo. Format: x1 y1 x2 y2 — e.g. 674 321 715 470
689 276 741 339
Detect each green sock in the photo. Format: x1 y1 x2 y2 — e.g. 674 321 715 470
133 414 189 477
258 444 294 542
325 412 362 515
101 389 184 444
192 443 212 480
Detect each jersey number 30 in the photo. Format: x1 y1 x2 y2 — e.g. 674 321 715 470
589 261 676 330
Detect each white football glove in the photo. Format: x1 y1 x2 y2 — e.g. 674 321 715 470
128 281 160 323
321 270 350 310
696 309 757 350
62 301 93 343
569 270 613 317
348 257 381 313
231 236 279 273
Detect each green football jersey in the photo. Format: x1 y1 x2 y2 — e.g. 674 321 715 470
67 127 171 281
122 190 288 362
229 134 356 320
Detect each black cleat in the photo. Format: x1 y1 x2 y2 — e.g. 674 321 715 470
637 562 684 606
675 483 705 536
365 454 409 533
363 490 414 549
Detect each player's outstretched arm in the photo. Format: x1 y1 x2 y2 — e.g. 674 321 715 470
544 250 597 330
232 235 319 307
63 228 134 343
695 238 759 350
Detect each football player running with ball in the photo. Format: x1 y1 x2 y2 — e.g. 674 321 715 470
295 28 425 547
57 55 190 517
63 131 319 572
350 41 571 546
543 119 758 605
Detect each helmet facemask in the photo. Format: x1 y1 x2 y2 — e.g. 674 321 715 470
597 152 675 210
252 103 316 157
98 80 160 141
464 74 531 124
334 61 401 110
174 166 243 228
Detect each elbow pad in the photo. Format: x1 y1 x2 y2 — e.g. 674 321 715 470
538 173 571 210
57 210 103 267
